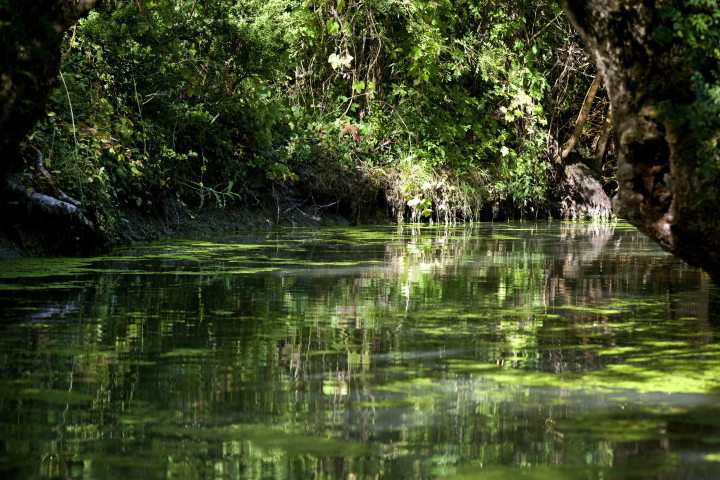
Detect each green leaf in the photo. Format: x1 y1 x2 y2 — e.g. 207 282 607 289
352 81 365 93
327 20 339 36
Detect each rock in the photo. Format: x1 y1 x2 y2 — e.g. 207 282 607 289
547 160 613 221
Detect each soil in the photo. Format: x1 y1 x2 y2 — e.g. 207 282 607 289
0 185 388 260
0 158 613 260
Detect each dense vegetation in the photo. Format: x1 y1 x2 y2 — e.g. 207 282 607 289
18 0 612 237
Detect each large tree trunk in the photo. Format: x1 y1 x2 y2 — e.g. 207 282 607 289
558 0 720 281
0 0 101 254
1 0 100 179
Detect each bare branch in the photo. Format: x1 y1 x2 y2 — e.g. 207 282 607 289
554 74 602 163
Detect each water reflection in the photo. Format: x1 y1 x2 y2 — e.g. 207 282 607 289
1 222 719 480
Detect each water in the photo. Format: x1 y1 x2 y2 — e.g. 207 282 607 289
1 221 720 480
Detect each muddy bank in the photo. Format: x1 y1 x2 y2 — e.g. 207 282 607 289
113 197 356 245
0 157 613 260
0 186 390 260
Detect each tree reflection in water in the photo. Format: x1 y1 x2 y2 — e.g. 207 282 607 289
1 222 719 480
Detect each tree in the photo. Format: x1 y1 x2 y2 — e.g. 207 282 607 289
0 0 100 251
1 0 100 181
558 0 720 281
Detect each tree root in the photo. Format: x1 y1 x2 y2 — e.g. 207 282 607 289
31 146 81 207
6 175 94 228
2 152 97 254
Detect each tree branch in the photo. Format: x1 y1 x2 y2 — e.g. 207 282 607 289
554 74 602 163
593 103 612 172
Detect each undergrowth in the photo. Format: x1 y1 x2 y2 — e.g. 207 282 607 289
20 0 610 233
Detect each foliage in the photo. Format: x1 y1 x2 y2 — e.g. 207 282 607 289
280 0 562 217
653 0 720 180
28 0 290 232
23 0 604 230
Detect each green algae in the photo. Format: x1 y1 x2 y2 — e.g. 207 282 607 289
159 348 212 357
0 280 88 290
0 257 99 279
152 425 370 457
0 385 94 404
2 221 720 480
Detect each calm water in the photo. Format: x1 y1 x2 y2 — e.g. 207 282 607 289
1 221 720 480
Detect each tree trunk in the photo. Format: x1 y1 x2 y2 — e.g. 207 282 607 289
0 0 101 253
593 103 612 173
558 0 720 281
1 0 100 180
554 74 602 163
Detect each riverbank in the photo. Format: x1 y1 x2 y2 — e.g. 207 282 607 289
0 157 614 260
0 195 361 261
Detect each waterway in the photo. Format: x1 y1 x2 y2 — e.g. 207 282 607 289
1 221 719 479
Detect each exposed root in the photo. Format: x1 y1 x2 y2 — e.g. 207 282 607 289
31 146 81 207
2 171 97 254
6 176 94 232
546 160 613 221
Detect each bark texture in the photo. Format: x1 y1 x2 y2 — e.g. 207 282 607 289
559 0 720 281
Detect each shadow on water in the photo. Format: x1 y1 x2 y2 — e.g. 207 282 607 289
1 221 720 479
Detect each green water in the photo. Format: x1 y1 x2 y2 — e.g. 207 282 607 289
1 222 720 480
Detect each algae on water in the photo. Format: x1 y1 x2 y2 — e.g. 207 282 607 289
0 221 718 480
